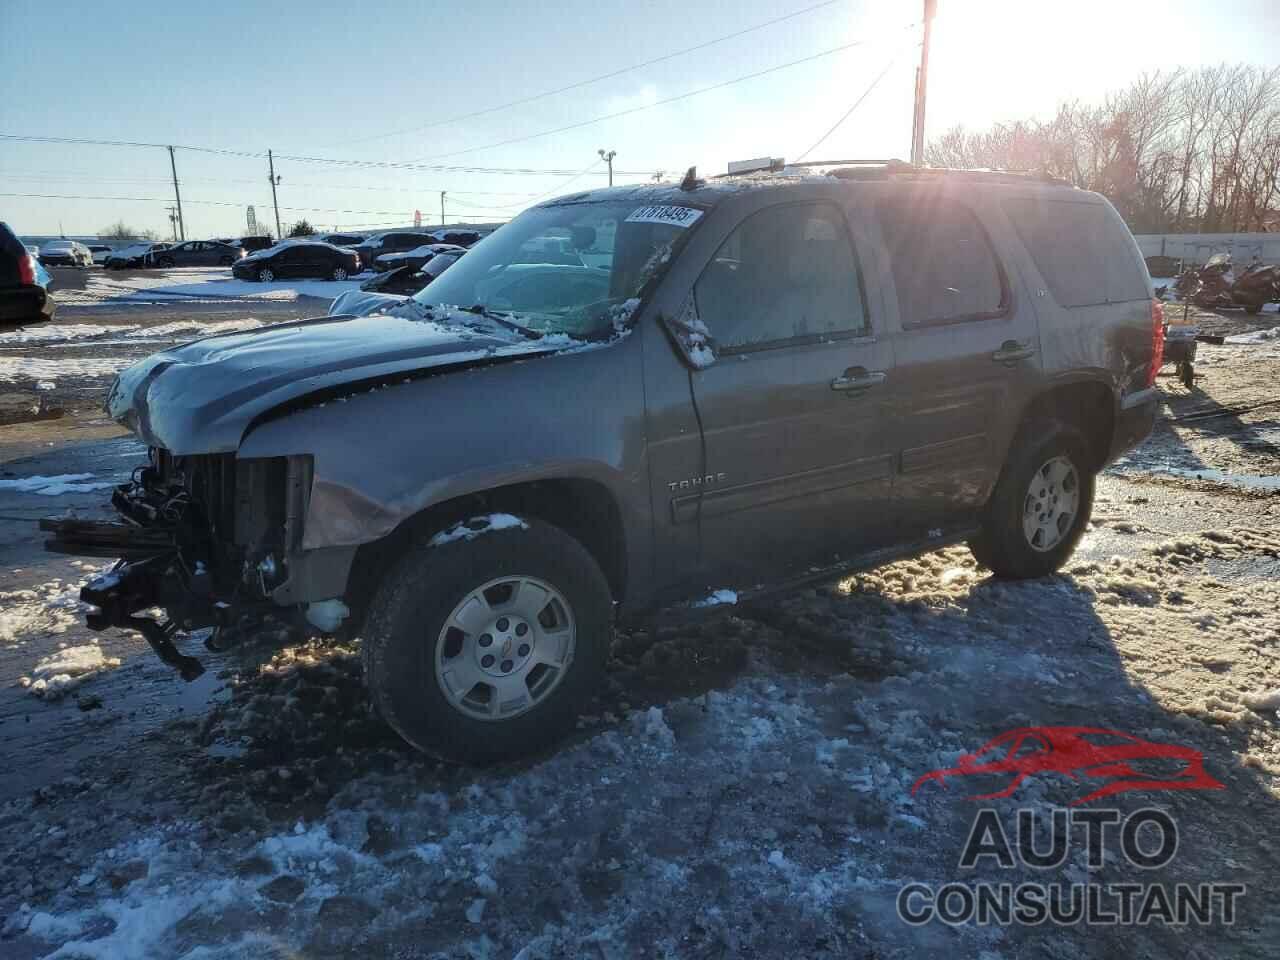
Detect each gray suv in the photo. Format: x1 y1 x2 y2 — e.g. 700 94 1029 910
46 165 1161 762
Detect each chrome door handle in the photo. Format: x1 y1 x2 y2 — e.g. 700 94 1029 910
992 340 1036 363
831 369 886 392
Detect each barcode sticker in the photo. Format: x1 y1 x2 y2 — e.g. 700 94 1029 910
624 205 704 228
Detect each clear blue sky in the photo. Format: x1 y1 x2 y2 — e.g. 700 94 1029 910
2 0 1276 238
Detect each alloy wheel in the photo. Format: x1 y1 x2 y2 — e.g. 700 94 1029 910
1022 455 1080 552
434 575 576 722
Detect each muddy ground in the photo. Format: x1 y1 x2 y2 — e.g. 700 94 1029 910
0 288 1278 959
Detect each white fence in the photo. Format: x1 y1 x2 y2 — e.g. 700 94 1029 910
1133 232 1280 267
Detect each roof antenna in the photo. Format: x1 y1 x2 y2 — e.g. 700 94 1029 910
679 166 699 191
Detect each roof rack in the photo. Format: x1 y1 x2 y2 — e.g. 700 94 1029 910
825 162 1072 187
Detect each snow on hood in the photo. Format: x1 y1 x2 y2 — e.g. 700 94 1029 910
327 289 408 318
106 307 623 455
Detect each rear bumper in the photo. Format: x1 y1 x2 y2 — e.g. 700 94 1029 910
1108 387 1159 463
0 285 53 324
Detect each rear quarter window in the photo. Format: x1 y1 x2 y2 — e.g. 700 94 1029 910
1003 198 1149 307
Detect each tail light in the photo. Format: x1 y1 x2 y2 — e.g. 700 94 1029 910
1147 299 1165 388
17 254 36 286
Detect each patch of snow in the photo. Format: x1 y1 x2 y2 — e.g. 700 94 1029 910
20 642 122 698
0 473 116 495
1241 689 1280 712
428 513 529 547
692 588 738 608
0 356 132 382
1224 325 1280 344
305 599 351 633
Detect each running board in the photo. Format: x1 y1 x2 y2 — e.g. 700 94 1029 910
640 527 981 629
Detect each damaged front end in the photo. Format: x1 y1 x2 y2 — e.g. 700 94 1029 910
42 449 343 679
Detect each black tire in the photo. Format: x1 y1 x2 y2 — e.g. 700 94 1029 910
331 266 348 281
219 255 234 266
157 256 175 268
1179 360 1195 390
969 421 1095 580
362 516 613 762
1244 303 1261 315
257 268 274 283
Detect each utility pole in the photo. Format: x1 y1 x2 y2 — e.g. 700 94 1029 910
909 0 937 166
167 146 185 241
440 191 446 229
598 149 616 186
167 206 179 241
267 150 283 240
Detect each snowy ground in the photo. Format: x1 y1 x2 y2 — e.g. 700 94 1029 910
48 265 366 307
0 300 1278 958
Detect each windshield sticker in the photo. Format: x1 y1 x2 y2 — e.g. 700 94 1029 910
624 205 704 229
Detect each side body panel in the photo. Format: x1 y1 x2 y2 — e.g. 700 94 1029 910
865 183 1044 534
237 331 658 606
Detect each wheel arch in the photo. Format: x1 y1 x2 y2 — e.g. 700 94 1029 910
1009 377 1116 473
345 476 629 624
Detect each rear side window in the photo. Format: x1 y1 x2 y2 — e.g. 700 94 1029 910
1003 198 1149 306
694 201 869 351
877 193 1007 327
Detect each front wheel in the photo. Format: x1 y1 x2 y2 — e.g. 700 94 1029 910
158 257 175 268
257 268 274 283
362 516 613 762
331 266 348 281
969 422 1094 579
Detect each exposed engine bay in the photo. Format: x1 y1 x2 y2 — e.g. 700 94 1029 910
42 448 332 679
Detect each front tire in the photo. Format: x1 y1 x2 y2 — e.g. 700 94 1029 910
969 422 1094 579
257 268 274 283
362 516 613 762
331 266 348 281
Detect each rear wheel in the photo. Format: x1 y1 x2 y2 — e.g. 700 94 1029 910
331 266 349 281
969 422 1094 579
1244 303 1261 315
362 516 613 762
158 256 175 268
219 255 234 266
257 268 274 283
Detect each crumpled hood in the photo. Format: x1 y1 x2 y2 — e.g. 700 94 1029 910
106 310 559 455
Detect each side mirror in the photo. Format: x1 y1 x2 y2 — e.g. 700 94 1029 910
661 294 717 369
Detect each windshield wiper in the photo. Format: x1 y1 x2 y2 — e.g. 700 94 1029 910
456 304 543 339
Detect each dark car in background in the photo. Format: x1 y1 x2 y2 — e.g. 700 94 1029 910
239 236 275 253
316 232 366 247
0 222 55 325
371 242 466 272
231 241 361 282
353 230 438 269
154 240 244 267
429 229 483 247
104 242 171 269
38 239 93 267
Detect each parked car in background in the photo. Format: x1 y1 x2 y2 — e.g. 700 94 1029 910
38 239 93 267
88 244 113 266
429 228 483 247
231 241 360 281
1 222 56 325
239 235 275 253
104 242 170 270
330 247 467 311
24 242 40 257
154 240 244 267
372 242 466 272
353 230 438 269
316 232 366 247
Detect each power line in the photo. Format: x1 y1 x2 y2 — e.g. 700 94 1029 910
794 43 912 162
0 171 547 197
410 22 920 163
0 136 655 178
328 0 845 147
